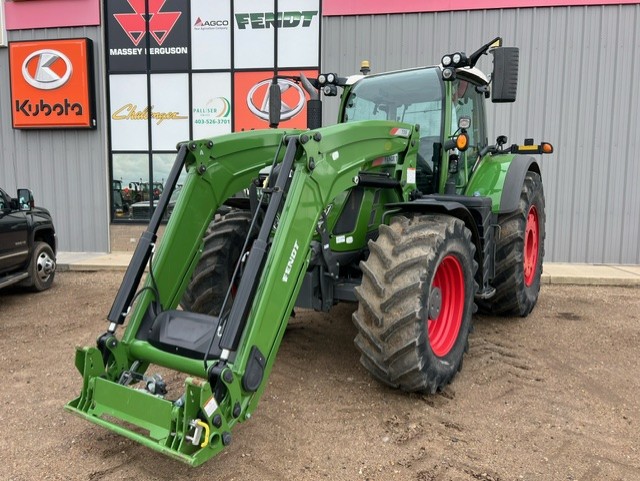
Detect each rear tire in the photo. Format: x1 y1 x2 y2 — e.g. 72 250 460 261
480 171 545 316
353 215 477 393
180 210 256 315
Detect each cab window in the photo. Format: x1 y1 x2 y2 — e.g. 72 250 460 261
451 77 487 162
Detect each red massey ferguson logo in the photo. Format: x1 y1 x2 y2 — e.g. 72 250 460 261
114 0 181 46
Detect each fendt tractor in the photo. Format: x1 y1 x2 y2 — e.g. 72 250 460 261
67 38 553 465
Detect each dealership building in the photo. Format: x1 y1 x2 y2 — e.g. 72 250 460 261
0 0 638 265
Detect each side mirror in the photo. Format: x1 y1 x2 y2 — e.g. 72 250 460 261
491 47 519 103
268 80 281 128
300 72 322 130
17 188 34 210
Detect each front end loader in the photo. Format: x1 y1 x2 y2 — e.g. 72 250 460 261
66 38 553 465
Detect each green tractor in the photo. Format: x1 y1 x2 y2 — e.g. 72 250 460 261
66 37 553 465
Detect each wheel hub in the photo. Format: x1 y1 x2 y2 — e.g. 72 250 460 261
427 255 465 358
428 287 442 319
37 252 55 281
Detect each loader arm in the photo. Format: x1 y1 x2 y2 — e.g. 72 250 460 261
66 120 418 466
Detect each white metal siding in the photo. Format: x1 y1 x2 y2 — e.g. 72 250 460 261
0 26 109 252
322 5 640 264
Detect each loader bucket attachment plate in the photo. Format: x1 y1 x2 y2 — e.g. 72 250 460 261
66 346 228 466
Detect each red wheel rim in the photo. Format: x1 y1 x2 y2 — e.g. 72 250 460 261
428 255 465 357
523 205 539 287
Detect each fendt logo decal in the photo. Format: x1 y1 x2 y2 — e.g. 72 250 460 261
247 79 305 121
114 0 181 46
21 49 72 90
282 240 300 283
235 11 318 29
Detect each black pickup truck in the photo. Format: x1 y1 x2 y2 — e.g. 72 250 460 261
0 187 57 291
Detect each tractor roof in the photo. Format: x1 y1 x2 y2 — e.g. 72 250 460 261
345 65 489 86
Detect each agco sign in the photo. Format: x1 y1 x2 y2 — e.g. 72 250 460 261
247 78 306 121
9 38 96 129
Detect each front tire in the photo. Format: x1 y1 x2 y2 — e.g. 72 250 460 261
181 210 256 315
25 242 56 291
480 171 545 317
353 215 477 393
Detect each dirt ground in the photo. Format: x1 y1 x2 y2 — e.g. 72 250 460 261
1 272 638 481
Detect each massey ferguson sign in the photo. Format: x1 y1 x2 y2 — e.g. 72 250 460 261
107 0 189 72
9 38 96 129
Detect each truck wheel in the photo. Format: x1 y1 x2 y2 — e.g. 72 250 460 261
181 210 256 315
353 215 477 393
26 242 56 291
482 171 545 316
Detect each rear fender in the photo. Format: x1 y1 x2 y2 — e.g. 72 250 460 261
466 154 540 214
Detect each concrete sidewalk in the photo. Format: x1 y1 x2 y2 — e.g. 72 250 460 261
56 251 640 287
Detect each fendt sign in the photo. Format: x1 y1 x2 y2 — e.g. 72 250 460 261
234 10 318 29
9 38 96 129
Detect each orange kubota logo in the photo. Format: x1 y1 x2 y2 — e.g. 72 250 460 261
9 38 95 129
22 49 73 90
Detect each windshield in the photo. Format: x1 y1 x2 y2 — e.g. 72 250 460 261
343 67 443 138
343 67 444 193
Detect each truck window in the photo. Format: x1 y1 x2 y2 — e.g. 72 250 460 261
0 190 8 210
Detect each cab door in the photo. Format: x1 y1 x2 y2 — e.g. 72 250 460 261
0 189 29 272
450 77 488 189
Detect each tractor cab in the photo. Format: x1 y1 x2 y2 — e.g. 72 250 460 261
340 65 491 195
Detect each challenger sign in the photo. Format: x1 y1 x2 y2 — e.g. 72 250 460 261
9 38 96 129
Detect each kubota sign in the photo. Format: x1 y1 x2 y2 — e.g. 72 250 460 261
9 38 96 129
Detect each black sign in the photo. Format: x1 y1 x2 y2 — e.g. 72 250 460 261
106 0 189 72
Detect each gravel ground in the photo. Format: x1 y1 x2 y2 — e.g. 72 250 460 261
1 271 638 481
